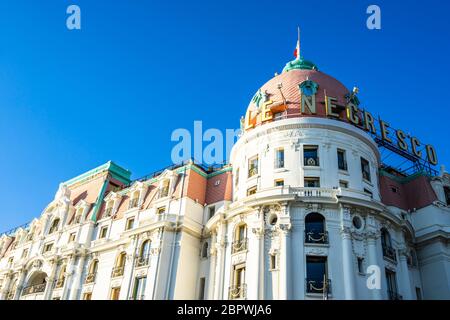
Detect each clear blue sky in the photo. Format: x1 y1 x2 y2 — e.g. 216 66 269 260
1 0 449 232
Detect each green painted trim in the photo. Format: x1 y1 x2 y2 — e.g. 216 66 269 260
379 169 429 184
282 57 318 73
207 166 232 178
91 177 110 222
64 161 131 186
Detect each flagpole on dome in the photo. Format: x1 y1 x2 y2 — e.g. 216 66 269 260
295 26 301 61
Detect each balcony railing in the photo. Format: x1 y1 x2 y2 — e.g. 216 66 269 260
129 295 145 300
248 167 258 178
85 273 96 284
232 239 248 254
228 284 247 300
22 283 46 296
305 278 331 295
54 278 65 289
304 157 320 167
305 230 329 244
388 290 403 300
383 245 397 262
135 254 150 268
129 199 139 209
274 159 284 169
111 266 125 278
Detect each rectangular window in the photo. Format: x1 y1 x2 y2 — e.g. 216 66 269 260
198 277 206 300
274 148 285 169
99 226 108 239
339 180 349 188
337 149 348 171
69 233 76 243
304 146 319 166
386 269 400 300
208 206 216 220
157 207 166 215
444 186 450 206
361 157 371 182
357 257 364 274
247 186 257 196
274 179 284 187
230 264 246 299
110 287 121 300
415 287 422 300
304 177 320 188
248 156 259 178
364 188 373 198
306 256 329 294
125 217 135 231
43 242 53 253
83 293 92 300
132 276 147 300
270 254 278 270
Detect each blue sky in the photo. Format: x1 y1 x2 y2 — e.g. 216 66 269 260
0 0 449 232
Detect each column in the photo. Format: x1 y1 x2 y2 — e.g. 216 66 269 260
207 231 217 300
0 273 13 300
398 248 413 300
43 259 59 300
13 269 27 300
249 227 263 299
62 255 77 300
341 229 356 300
278 223 291 300
68 254 86 300
367 235 382 300
213 224 225 300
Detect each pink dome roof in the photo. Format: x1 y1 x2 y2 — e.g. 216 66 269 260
245 67 351 130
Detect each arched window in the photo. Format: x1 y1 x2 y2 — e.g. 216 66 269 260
201 242 209 258
86 259 98 284
48 218 60 234
381 228 396 261
305 213 328 244
105 201 114 217
160 180 170 198
112 252 126 277
232 224 247 253
137 240 151 267
381 228 392 248
55 264 66 288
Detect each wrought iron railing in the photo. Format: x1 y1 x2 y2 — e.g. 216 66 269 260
305 278 331 295
232 239 248 254
388 290 403 300
382 245 397 262
22 283 46 295
304 157 320 167
85 273 96 284
248 166 258 178
228 284 247 300
305 230 329 244
338 160 348 171
111 266 125 278
274 159 284 169
135 254 150 268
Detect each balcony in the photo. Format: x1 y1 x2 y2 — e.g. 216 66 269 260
231 239 248 254
304 157 320 167
383 245 397 263
22 283 46 296
85 273 96 284
54 278 65 289
228 284 247 300
305 278 331 295
388 290 403 300
305 230 329 244
111 266 125 278
135 254 150 268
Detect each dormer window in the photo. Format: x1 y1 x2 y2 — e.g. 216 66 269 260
48 218 60 234
160 180 170 198
129 191 140 209
105 201 114 217
74 208 84 224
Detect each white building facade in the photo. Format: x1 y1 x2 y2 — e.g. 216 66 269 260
1 54 450 300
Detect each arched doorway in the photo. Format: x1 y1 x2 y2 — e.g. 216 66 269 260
22 271 48 298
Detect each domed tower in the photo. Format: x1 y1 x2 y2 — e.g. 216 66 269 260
206 46 421 301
